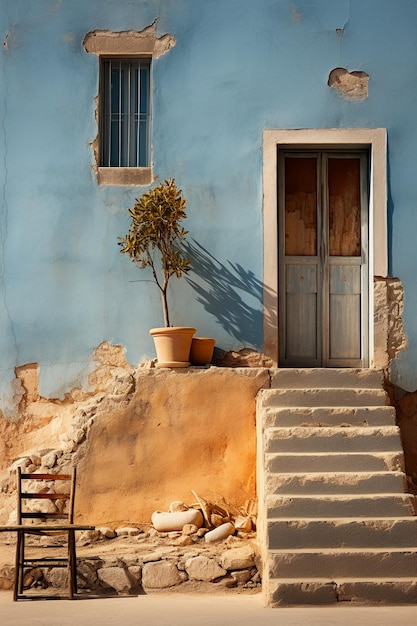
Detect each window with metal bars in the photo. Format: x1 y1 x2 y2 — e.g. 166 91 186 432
100 58 151 168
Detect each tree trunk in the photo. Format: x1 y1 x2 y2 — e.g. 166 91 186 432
161 289 170 327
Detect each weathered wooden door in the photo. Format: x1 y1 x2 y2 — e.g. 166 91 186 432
278 151 369 367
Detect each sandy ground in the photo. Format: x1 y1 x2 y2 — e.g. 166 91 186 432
2 591 417 626
3 534 417 625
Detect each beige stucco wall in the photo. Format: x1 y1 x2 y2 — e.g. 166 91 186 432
0 356 269 527
75 367 269 524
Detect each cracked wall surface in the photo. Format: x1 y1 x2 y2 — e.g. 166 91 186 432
328 67 369 100
82 23 176 57
0 344 269 527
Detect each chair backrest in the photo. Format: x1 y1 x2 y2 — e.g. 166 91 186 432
17 467 76 525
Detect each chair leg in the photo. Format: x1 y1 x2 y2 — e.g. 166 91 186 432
19 533 25 596
13 530 22 601
68 530 76 599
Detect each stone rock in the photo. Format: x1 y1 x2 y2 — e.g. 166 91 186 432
76 560 100 590
220 544 255 570
172 535 194 546
71 428 86 445
185 555 226 582
211 513 228 527
0 566 14 590
230 569 252 584
128 565 142 584
78 529 103 545
204 522 235 543
23 568 46 589
142 560 185 589
47 568 69 588
98 526 117 539
42 451 58 469
97 566 135 594
212 348 274 368
182 523 199 535
116 527 141 537
219 576 237 588
151 509 204 532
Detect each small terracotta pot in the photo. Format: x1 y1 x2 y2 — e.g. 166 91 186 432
189 337 215 365
150 327 195 368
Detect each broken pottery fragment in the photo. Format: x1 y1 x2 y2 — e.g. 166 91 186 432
204 522 235 543
234 516 252 533
151 509 204 532
169 500 188 512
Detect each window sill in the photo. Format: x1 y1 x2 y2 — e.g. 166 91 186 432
98 167 153 186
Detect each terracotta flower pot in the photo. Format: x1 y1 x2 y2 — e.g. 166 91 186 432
150 327 195 368
189 337 215 365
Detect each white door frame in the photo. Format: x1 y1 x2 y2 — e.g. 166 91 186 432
262 128 387 367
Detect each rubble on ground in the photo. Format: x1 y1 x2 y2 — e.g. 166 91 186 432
0 494 261 595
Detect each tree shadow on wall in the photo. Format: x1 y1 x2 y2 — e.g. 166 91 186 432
184 240 277 348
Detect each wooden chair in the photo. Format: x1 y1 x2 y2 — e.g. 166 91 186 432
14 467 79 600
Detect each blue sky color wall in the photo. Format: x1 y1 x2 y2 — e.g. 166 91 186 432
1 0 417 411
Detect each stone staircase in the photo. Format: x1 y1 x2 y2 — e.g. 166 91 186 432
256 368 417 606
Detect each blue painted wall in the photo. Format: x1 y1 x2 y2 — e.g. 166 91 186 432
1 0 417 409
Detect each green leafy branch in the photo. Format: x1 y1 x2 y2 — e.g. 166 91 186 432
119 178 192 327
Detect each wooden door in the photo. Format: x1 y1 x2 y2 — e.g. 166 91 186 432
278 151 369 367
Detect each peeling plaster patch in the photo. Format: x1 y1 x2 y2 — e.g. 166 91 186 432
290 4 303 22
3 30 17 53
3 377 25 422
374 278 407 370
336 28 344 42
328 67 369 100
83 21 176 58
386 278 407 360
15 363 39 405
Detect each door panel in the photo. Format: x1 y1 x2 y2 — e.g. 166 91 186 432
328 158 361 256
284 157 317 256
279 150 368 367
329 263 361 361
285 263 318 363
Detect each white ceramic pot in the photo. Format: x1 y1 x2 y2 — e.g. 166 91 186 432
151 509 204 532
204 522 235 543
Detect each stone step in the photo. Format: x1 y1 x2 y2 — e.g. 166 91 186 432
270 368 384 390
259 387 388 408
266 451 404 473
266 517 417 549
265 426 402 453
266 494 415 518
266 471 407 495
260 405 396 428
268 548 417 579
266 578 417 606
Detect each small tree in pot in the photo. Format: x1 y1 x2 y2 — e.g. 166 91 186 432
118 178 195 365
